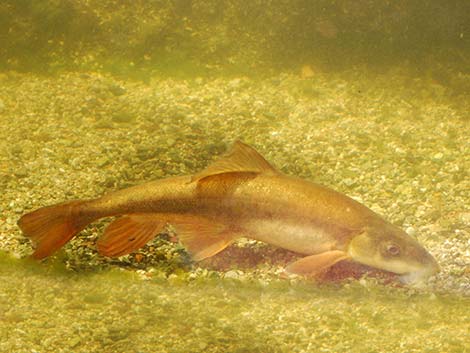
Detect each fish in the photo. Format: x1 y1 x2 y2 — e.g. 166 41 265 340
18 141 440 283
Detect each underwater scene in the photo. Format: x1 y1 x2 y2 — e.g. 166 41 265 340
0 1 469 352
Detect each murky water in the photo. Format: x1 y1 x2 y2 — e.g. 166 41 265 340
1 253 469 353
1 1 469 352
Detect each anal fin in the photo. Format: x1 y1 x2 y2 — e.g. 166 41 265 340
286 250 350 277
97 214 166 257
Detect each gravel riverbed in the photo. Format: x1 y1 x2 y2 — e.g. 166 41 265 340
0 69 469 352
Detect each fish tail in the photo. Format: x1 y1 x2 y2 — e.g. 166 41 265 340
17 200 92 259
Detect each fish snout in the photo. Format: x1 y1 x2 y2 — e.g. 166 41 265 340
424 250 441 275
429 255 441 274
399 252 440 284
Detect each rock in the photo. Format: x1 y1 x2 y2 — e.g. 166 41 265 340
343 178 356 187
406 226 416 237
96 156 110 167
459 212 470 225
108 326 129 341
112 111 134 123
89 83 107 94
67 337 81 348
228 78 242 90
14 168 28 178
224 270 241 280
108 84 126 96
300 64 315 79
433 152 443 160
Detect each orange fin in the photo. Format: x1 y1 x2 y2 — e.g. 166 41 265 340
171 216 238 261
17 200 90 259
97 215 166 257
286 250 350 277
191 141 279 182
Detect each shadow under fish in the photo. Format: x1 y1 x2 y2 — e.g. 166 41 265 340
199 244 400 284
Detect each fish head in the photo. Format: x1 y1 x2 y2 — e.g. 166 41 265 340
347 222 440 284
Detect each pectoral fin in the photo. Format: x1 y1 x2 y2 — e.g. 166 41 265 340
286 250 350 277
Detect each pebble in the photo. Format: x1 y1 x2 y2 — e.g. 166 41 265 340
343 178 356 186
112 111 134 123
228 78 242 90
14 168 28 178
108 84 126 96
459 212 470 225
224 270 242 280
67 337 81 348
405 226 416 237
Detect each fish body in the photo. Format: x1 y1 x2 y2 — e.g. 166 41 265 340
87 174 367 252
18 142 439 283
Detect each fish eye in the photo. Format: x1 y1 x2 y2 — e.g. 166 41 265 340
386 243 400 256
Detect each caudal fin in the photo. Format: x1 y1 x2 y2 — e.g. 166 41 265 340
17 200 90 259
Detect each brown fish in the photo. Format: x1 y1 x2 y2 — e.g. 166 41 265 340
18 141 439 283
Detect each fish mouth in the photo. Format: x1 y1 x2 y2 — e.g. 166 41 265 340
399 260 440 285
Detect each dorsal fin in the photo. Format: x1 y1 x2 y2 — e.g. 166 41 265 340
192 141 279 182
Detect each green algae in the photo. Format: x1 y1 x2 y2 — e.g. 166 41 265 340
0 257 469 353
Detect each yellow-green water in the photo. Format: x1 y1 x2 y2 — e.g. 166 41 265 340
1 69 469 353
1 253 469 353
1 1 469 352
